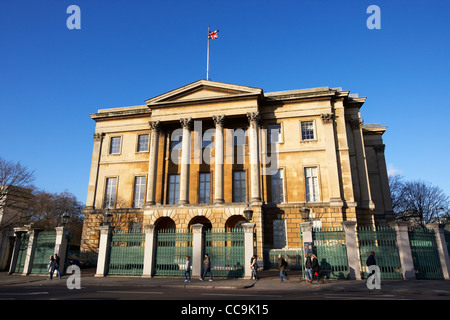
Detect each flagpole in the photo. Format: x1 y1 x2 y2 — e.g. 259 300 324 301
206 26 210 80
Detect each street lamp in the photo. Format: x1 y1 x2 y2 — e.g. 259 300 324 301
243 204 253 221
103 209 113 226
300 207 310 221
61 212 70 226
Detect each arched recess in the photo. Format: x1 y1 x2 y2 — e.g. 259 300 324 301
154 217 176 231
225 215 247 231
188 216 212 231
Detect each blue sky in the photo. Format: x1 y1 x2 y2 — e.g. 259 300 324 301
1 0 449 203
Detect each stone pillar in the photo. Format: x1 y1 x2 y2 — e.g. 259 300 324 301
8 229 27 274
247 112 261 202
321 114 343 206
341 221 362 280
142 225 157 277
213 115 225 204
146 121 161 205
179 118 192 205
191 224 204 278
21 229 40 275
300 221 314 244
388 221 415 280
350 118 374 210
95 225 113 277
242 223 256 279
54 226 70 275
86 132 104 209
428 223 450 280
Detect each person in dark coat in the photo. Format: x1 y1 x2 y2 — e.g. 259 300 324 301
311 254 323 283
366 251 376 281
278 254 290 283
305 253 313 282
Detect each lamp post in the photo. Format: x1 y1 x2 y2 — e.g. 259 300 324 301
243 204 254 221
300 207 310 221
103 209 113 226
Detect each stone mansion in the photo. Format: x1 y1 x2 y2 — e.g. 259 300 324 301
81 80 394 258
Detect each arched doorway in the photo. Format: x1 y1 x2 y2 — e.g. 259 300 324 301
225 215 247 231
188 216 212 231
154 217 176 231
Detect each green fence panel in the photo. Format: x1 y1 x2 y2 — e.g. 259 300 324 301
264 248 305 272
358 225 403 279
15 233 29 274
204 228 245 278
109 229 145 276
409 226 444 280
31 231 56 274
313 227 349 279
154 229 193 276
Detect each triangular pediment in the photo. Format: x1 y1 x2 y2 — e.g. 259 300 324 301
145 80 263 106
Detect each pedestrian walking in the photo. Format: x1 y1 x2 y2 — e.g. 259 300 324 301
311 254 323 283
184 256 191 282
250 255 258 280
278 254 290 283
366 251 376 281
200 253 213 281
47 256 56 280
304 253 313 282
53 253 61 279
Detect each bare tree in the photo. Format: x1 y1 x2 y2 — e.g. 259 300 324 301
389 174 450 226
0 157 35 233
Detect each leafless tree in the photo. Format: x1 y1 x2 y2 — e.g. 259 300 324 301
389 174 450 226
0 157 35 234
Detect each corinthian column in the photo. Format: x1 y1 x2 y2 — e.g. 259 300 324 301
213 115 225 203
247 112 261 202
179 118 192 204
146 121 161 205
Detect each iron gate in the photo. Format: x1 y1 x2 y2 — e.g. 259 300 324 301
14 233 29 274
358 225 403 279
313 227 349 279
154 229 193 276
409 226 444 280
204 228 245 278
31 231 56 274
108 229 145 276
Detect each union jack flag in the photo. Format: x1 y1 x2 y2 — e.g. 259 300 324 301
208 30 219 39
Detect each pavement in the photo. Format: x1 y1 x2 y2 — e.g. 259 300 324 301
1 269 450 297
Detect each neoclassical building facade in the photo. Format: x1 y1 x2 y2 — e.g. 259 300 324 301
81 80 394 257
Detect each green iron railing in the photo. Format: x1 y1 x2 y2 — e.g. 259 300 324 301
154 228 193 276
313 227 349 279
108 229 145 276
31 231 56 274
358 225 403 279
409 226 444 280
15 233 29 274
204 228 245 278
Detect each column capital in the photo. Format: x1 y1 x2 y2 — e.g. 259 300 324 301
246 111 260 124
321 113 335 123
180 117 193 129
212 115 226 127
149 120 162 132
374 144 386 153
350 118 363 129
93 132 105 141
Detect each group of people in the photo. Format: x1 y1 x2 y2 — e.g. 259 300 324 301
278 253 322 283
47 253 61 280
183 254 261 282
